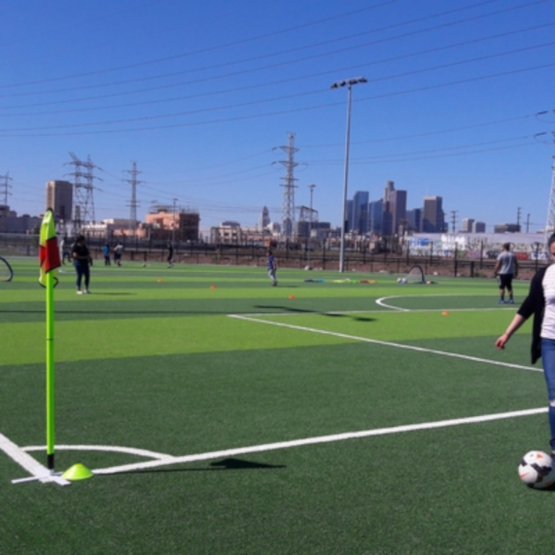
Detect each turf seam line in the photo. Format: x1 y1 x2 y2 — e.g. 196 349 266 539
228 314 541 373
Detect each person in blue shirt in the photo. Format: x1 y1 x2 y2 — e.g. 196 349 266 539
102 244 111 266
267 250 277 286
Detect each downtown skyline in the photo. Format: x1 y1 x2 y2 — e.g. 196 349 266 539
1 0 554 233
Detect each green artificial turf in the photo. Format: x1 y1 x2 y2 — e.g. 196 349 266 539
0 258 552 554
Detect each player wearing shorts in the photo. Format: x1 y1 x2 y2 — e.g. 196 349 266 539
494 242 518 304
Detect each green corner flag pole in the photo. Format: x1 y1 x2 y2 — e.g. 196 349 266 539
45 269 55 470
39 209 62 472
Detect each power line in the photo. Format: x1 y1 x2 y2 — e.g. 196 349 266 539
1 59 554 138
2 21 553 115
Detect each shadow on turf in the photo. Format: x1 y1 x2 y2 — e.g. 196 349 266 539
121 458 286 475
254 305 376 322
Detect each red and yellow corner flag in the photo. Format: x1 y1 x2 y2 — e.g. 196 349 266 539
39 209 62 471
39 209 61 287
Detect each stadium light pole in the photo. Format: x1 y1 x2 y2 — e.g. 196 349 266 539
331 76 367 273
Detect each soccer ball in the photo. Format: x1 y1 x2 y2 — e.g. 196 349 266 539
518 450 555 489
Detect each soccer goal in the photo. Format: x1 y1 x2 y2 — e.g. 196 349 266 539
397 264 426 284
0 256 13 282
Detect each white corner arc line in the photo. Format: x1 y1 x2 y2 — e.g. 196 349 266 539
23 444 171 459
91 407 547 476
228 314 541 373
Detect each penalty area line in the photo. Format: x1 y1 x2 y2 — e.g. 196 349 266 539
92 407 547 476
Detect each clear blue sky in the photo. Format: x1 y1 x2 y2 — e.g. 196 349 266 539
1 0 554 232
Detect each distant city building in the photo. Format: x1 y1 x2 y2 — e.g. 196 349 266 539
472 221 486 233
210 222 244 244
461 218 475 233
494 223 521 233
352 191 369 233
296 205 319 238
145 207 200 241
346 199 354 232
422 196 446 233
45 180 73 223
381 181 395 236
368 199 383 235
267 221 281 235
258 207 271 230
0 204 40 234
406 208 422 232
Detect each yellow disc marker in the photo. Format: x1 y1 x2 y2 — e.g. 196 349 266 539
61 463 94 481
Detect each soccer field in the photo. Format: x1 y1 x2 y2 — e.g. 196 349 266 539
1 257 552 554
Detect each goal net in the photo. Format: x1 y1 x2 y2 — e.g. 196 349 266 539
398 264 426 284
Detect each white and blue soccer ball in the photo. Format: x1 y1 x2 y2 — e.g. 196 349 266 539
518 450 555 489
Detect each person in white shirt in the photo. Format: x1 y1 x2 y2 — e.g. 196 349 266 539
496 234 555 456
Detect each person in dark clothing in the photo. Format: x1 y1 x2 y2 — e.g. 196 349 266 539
72 235 92 294
167 242 174 268
267 250 277 286
496 233 555 455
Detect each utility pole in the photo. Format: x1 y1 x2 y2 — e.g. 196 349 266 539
526 213 530 233
517 207 522 230
67 153 102 234
277 132 299 240
308 183 316 267
0 172 12 206
172 198 178 245
123 162 142 238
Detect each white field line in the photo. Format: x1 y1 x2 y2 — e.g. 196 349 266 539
228 314 541 373
375 295 410 311
90 407 547 475
238 306 515 318
0 433 70 486
375 294 517 312
23 444 170 459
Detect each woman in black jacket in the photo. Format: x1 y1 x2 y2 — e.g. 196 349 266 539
496 233 555 455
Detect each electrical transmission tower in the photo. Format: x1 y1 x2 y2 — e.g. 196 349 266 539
277 132 299 239
0 172 12 205
545 156 555 244
66 153 102 233
124 161 142 235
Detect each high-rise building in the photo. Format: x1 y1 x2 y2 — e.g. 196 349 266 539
388 189 407 235
406 208 422 232
382 181 407 236
346 199 354 232
368 199 383 235
461 218 475 233
472 221 486 233
46 180 73 223
422 196 445 233
258 206 271 230
352 191 369 233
